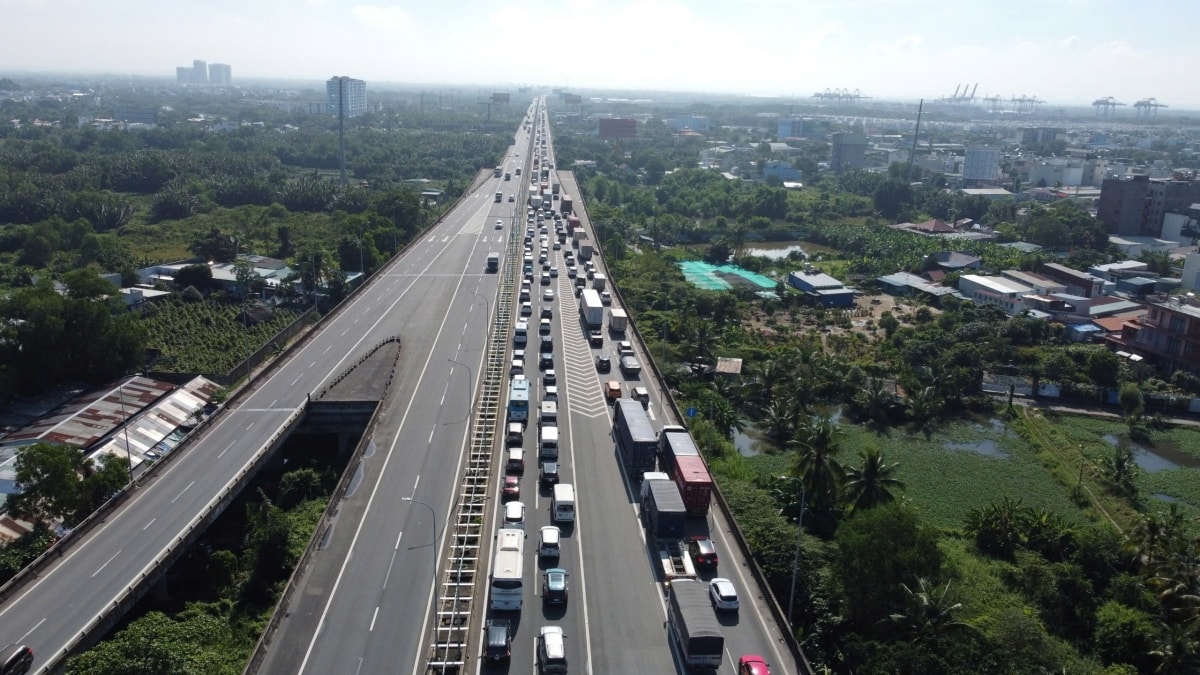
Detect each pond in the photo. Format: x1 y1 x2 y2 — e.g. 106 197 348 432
1102 434 1200 473
732 422 772 457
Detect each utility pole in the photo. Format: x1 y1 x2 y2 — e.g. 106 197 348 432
906 98 923 184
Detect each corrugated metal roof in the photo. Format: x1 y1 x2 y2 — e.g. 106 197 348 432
2 376 174 449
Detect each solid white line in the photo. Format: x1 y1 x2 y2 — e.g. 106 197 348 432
296 219 495 675
143 518 156 531
91 551 120 578
171 481 195 504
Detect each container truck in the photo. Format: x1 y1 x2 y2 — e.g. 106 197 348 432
579 242 594 261
487 252 500 273
493 166 503 178
592 273 607 292
614 399 658 479
560 195 573 215
672 454 713 517
667 579 724 668
580 289 604 329
529 193 543 210
659 426 699 473
608 308 628 335
552 181 560 195
504 171 511 181
642 478 686 541
494 191 503 203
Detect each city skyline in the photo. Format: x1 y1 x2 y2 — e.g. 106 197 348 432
3 0 1198 108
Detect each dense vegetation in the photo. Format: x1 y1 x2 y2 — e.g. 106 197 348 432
552 110 1200 672
0 89 512 400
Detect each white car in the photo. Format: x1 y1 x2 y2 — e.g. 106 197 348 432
709 578 739 612
543 289 555 302
495 219 503 229
521 302 533 316
503 500 526 529
543 385 559 403
600 291 612 305
550 266 559 277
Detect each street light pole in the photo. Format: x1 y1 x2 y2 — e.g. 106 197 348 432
402 497 439 643
779 475 806 626
118 382 135 484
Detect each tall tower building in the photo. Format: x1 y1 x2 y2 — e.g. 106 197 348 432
963 147 1001 182
830 132 867 174
192 60 208 84
208 63 232 86
326 76 367 119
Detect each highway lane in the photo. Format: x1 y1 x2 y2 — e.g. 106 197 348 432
0 138 525 671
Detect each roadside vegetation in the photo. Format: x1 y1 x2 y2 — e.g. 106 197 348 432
552 109 1200 672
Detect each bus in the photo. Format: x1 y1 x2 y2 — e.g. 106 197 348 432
508 376 530 422
490 528 526 610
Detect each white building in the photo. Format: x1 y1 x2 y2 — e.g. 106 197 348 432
1028 159 1085 188
327 76 367 119
959 275 1034 315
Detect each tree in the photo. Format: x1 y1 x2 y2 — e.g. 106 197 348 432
1119 382 1144 426
789 414 845 534
885 578 976 643
834 503 944 631
842 447 905 513
189 227 237 263
963 497 1028 560
873 179 913 220
1094 601 1158 671
1088 348 1122 388
173 264 213 291
7 443 84 524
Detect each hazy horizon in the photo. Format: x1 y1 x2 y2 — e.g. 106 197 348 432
3 0 1198 109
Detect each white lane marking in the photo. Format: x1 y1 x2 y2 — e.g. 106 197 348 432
246 423 255 431
409 476 420 500
143 518 156 531
291 375 303 386
17 617 44 643
428 426 436 443
91 551 121 578
369 606 380 631
218 441 235 459
171 481 195 504
269 399 278 409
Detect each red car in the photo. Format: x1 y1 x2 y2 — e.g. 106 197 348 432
738 655 770 675
688 535 718 568
502 474 520 501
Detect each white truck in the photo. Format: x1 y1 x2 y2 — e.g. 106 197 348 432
608 308 628 335
580 289 604 330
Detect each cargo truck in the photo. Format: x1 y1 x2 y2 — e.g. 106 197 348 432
580 289 604 330
659 427 699 472
672 454 713 517
495 191 503 203
608 308 628 335
560 195 573 215
614 399 658 479
552 181 560 195
643 478 687 541
667 579 724 668
592 273 607 292
493 166 503 178
529 193 543 209
579 242 594 261
487 252 500 273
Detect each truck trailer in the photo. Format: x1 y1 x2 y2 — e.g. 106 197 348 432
667 579 724 668
660 427 698 471
672 454 713 518
614 399 658 479
580 289 604 330
560 195 573 215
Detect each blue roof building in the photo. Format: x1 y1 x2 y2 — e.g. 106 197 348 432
788 268 856 307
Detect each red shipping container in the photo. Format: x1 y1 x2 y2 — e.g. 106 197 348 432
672 454 712 517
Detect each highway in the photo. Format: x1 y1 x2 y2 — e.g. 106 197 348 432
0 98 798 675
479 102 797 675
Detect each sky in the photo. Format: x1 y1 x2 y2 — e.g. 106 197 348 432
3 0 1199 108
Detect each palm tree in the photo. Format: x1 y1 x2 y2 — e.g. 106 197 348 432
789 415 845 519
905 385 941 429
1098 446 1139 497
1150 620 1200 675
842 447 905 513
852 377 894 425
886 578 976 643
762 400 798 448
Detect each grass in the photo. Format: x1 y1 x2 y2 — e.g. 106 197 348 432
841 418 1090 530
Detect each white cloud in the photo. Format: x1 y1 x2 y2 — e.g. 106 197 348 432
351 4 414 32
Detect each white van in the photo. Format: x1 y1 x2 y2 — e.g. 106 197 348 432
539 401 558 427
540 426 559 461
539 526 561 558
551 483 575 523
506 447 525 474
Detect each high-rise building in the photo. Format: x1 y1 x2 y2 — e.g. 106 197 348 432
778 118 806 139
208 63 232 86
963 147 1001 182
326 76 367 119
192 60 208 84
830 132 867 174
1098 174 1200 236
